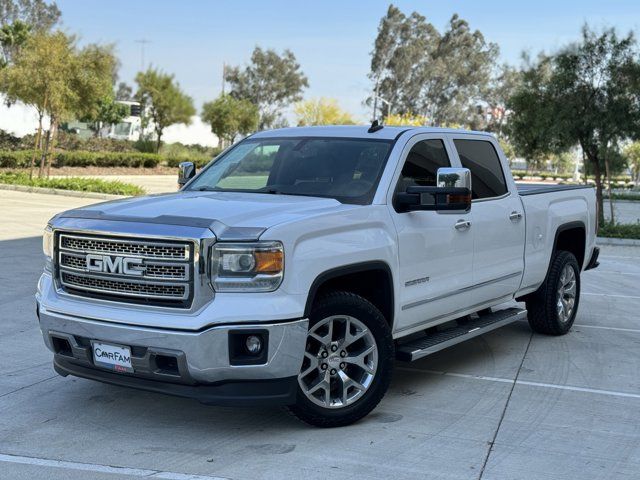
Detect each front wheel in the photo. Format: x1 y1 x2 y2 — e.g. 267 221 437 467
288 291 394 427
526 250 581 335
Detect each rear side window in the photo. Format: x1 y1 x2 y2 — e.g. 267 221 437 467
453 139 508 199
395 139 451 194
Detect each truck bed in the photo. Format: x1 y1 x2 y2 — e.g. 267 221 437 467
516 183 594 196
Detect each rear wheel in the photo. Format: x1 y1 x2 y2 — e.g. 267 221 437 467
526 250 580 335
288 291 394 427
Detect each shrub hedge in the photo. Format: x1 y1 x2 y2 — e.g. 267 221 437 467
0 150 161 168
0 150 227 169
0 171 145 196
599 221 640 239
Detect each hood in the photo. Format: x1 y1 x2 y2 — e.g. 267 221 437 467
59 190 355 238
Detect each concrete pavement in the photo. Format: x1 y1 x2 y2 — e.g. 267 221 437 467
0 189 639 480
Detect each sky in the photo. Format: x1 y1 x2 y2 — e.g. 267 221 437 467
34 0 640 123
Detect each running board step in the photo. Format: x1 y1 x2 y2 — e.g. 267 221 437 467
396 307 527 362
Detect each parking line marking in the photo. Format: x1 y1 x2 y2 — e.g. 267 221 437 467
574 324 640 333
397 368 640 400
582 292 640 299
592 271 640 276
0 453 229 480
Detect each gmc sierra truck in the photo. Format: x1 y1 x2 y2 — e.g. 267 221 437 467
37 125 600 427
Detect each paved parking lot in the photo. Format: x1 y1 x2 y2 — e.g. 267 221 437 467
0 189 639 480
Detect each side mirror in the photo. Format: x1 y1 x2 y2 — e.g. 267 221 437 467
178 161 196 187
395 167 472 213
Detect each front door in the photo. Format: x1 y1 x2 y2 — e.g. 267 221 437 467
389 134 475 336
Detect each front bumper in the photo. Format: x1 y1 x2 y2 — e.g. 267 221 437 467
37 304 308 406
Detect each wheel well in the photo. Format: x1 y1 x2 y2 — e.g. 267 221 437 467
555 223 586 269
305 262 394 327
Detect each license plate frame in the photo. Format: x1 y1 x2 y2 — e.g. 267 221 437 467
91 341 134 373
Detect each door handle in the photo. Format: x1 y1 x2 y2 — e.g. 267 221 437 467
509 211 523 221
454 220 471 231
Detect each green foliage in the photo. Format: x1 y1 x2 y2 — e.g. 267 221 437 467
80 94 128 136
0 19 30 67
623 141 640 183
161 143 222 167
0 171 145 196
294 98 355 126
201 94 259 145
508 26 640 224
225 47 308 129
598 221 640 239
0 0 61 32
368 6 498 126
0 150 161 168
135 68 195 151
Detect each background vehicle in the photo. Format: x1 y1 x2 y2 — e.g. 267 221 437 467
37 125 599 427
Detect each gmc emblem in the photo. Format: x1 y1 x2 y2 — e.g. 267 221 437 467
86 254 145 276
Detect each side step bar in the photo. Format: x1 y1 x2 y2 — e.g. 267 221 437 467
396 307 527 362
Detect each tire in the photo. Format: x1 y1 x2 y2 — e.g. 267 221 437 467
288 291 394 427
526 250 581 335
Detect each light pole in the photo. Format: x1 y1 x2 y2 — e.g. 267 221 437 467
373 95 391 121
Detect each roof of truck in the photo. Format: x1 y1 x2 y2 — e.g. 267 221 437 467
250 125 493 141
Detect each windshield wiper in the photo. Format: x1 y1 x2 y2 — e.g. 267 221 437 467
194 186 220 191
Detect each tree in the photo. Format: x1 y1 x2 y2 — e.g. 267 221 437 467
201 94 258 147
135 68 195 152
368 5 498 126
0 0 61 31
1 31 116 175
115 81 133 101
225 47 308 129
623 142 640 184
0 19 30 67
384 112 428 126
294 98 355 126
508 26 640 224
81 95 128 137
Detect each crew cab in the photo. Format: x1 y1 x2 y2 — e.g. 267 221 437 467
37 125 599 427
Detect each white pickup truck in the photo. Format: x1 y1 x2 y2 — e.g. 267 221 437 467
37 125 599 427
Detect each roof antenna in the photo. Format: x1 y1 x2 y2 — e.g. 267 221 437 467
368 119 384 133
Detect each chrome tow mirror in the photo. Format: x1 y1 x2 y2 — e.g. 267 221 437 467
395 167 472 213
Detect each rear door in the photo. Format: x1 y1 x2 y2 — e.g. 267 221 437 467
388 134 475 335
449 135 525 306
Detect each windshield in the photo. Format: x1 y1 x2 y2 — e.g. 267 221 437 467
186 137 394 204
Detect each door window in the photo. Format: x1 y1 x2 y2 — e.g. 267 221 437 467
394 139 451 198
453 139 508 200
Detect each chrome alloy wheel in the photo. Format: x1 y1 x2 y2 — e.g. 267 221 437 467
556 264 577 323
298 315 378 409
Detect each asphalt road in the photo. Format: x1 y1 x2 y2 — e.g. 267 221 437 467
1 189 639 480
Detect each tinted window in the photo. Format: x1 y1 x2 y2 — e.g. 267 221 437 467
395 139 450 195
453 139 508 199
187 137 393 205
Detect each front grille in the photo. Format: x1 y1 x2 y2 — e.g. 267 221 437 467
57 233 194 307
60 235 188 259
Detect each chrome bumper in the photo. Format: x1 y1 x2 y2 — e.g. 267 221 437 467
37 303 308 386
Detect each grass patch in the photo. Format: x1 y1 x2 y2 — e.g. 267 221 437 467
0 171 145 196
599 222 640 239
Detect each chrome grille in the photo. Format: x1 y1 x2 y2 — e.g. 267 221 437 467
57 233 193 307
60 235 188 259
61 272 188 299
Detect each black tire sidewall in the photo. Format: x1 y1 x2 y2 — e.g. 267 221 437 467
528 250 581 335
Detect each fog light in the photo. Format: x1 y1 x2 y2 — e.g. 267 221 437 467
245 335 263 355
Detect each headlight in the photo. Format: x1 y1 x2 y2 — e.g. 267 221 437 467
43 225 53 259
211 241 284 292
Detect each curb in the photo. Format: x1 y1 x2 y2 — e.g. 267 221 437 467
0 183 125 200
597 237 640 247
